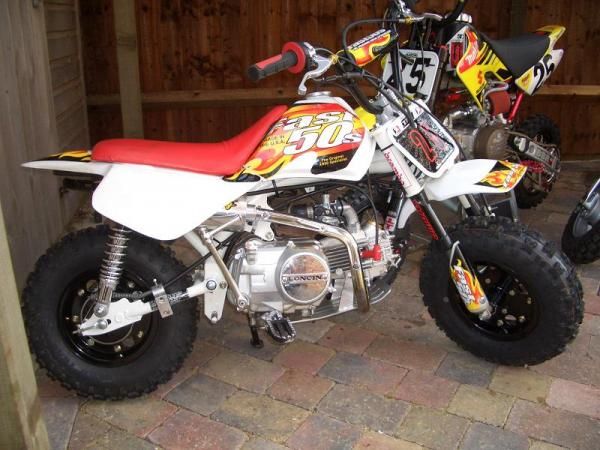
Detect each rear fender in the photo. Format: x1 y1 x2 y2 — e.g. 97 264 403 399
515 49 564 95
22 150 112 177
424 159 527 202
516 25 565 95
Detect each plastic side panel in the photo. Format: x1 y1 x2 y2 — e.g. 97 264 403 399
456 30 510 109
272 131 375 181
92 164 257 240
424 159 526 201
22 160 112 176
515 49 563 95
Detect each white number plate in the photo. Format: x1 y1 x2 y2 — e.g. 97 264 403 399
383 50 439 102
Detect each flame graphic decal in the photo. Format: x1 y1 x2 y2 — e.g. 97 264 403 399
228 103 365 180
450 259 487 312
477 160 527 191
41 150 92 162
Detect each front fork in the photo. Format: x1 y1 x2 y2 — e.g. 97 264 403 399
412 192 492 320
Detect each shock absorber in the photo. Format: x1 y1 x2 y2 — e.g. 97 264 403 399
94 225 131 316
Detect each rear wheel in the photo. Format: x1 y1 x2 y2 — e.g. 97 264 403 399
23 226 198 399
420 216 582 365
514 114 561 209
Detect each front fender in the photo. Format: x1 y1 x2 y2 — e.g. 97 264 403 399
424 160 527 202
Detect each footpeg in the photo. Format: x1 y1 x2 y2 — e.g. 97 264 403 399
263 311 296 344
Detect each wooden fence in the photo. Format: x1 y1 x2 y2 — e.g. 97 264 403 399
81 0 600 159
0 0 83 289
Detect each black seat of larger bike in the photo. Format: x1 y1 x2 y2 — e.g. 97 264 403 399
482 33 550 79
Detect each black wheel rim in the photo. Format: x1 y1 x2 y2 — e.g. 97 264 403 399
448 262 540 341
58 270 158 367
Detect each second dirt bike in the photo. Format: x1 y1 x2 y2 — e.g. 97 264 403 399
22 24 581 399
562 178 600 264
382 0 564 208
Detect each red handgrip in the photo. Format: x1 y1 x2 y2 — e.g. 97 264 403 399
255 54 285 70
248 42 310 82
282 42 307 73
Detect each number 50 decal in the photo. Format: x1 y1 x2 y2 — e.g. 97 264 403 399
283 113 362 155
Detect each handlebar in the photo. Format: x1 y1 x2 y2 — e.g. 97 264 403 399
247 42 311 82
391 0 467 26
437 0 467 27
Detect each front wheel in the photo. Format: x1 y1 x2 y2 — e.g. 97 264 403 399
22 226 198 399
420 217 583 365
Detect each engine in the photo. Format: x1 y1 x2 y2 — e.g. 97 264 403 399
226 198 396 319
443 104 510 161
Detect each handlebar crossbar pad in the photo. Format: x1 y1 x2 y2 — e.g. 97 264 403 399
248 42 308 82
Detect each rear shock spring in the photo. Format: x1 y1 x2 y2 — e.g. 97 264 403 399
95 225 131 316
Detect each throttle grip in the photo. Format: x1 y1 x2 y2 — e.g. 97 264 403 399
247 42 308 82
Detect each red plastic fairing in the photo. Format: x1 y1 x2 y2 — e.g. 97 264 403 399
91 106 287 176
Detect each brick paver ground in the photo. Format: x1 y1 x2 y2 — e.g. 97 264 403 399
39 162 600 449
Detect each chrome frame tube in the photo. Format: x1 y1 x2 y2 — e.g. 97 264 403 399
184 229 248 309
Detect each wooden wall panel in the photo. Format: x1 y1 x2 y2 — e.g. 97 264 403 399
80 0 122 139
80 0 599 158
0 0 80 290
523 0 600 159
46 0 90 150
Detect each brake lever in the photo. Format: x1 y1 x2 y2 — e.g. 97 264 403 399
298 54 334 96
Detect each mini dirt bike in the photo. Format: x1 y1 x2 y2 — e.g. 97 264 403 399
23 24 582 399
562 178 600 264
380 0 563 209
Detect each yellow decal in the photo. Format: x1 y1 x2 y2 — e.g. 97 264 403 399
477 160 527 191
347 29 395 67
354 107 376 130
42 150 92 162
456 30 510 110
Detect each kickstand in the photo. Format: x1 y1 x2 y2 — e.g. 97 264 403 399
248 315 263 348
